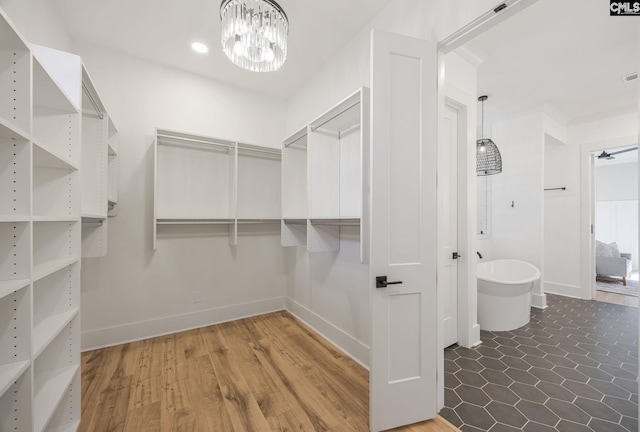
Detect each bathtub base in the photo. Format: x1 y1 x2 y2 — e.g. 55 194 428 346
477 285 532 332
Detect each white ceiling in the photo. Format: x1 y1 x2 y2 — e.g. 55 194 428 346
51 0 394 99
464 0 639 125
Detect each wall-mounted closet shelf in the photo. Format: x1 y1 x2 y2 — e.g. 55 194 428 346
33 140 79 170
0 360 30 397
310 218 361 226
237 218 281 224
81 215 107 222
156 218 235 225
33 364 79 432
154 128 282 249
33 216 80 222
0 14 88 432
0 215 29 222
32 308 79 359
31 57 79 113
33 256 79 282
0 279 29 300
281 87 370 262
0 116 29 140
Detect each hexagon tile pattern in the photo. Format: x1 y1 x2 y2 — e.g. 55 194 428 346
441 294 638 431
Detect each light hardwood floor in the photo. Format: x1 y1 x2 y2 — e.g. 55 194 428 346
79 311 458 432
594 290 639 307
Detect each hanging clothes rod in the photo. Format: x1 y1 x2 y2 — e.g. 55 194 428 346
82 82 104 120
544 187 566 191
237 144 281 157
283 128 308 148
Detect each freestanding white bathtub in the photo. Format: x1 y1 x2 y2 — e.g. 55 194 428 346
477 260 541 332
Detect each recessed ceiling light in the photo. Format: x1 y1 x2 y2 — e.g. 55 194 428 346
191 42 209 54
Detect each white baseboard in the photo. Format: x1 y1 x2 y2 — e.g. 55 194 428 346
532 292 548 309
285 298 370 369
544 282 584 299
81 297 286 351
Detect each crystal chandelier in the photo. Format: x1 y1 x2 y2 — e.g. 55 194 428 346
220 0 289 72
476 95 502 176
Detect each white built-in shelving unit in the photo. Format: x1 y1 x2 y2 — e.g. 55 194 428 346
153 129 281 249
281 87 370 262
0 8 117 430
80 66 119 257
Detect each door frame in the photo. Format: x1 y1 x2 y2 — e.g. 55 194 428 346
435 0 541 411
579 134 638 300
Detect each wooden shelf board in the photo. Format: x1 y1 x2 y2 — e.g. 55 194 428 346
0 215 29 222
0 115 29 140
33 257 80 283
32 308 79 359
0 279 30 301
33 140 79 171
34 365 79 432
0 360 30 397
33 216 80 223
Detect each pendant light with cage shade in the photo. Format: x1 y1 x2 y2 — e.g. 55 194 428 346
476 95 502 176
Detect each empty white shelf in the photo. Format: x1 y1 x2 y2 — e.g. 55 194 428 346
0 115 29 140
34 365 79 432
81 214 107 222
55 420 81 432
0 279 30 301
310 218 360 226
237 218 281 224
32 57 78 114
156 218 235 225
108 141 118 156
33 216 80 223
32 308 79 359
33 257 79 283
0 215 29 222
0 360 30 397
33 140 79 171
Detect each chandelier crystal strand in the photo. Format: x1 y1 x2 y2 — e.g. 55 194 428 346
220 0 288 72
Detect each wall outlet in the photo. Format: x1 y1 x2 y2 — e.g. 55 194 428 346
193 291 201 304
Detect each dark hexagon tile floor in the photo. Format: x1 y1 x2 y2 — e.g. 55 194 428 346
441 294 638 431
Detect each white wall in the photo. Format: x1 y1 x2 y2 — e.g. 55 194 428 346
286 0 521 134
544 133 582 297
488 113 546 307
0 0 72 50
71 43 289 349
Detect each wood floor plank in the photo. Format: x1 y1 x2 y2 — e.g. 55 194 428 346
200 324 274 432
218 319 318 431
79 311 459 432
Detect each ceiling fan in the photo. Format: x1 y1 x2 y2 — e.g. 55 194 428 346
597 146 638 160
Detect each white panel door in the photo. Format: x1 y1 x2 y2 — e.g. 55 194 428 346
441 105 459 348
370 29 438 432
